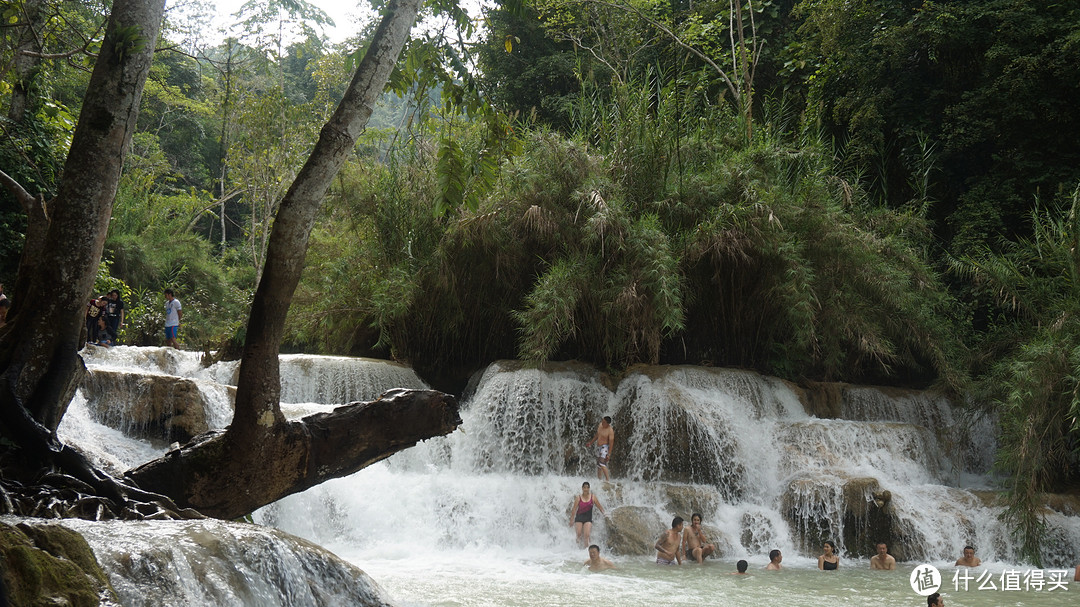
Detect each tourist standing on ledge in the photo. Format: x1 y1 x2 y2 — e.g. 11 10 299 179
585 416 614 481
570 481 605 547
870 542 896 569
104 289 125 344
654 517 684 565
163 288 182 348
765 549 782 570
818 540 839 570
955 546 981 567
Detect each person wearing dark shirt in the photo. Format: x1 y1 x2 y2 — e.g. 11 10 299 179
104 289 125 344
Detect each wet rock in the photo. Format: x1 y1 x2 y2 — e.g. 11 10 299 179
605 506 664 556
1043 493 1080 516
80 369 234 443
793 381 844 418
64 518 393 606
662 484 722 518
611 393 746 499
0 520 119 606
740 512 777 554
782 474 922 561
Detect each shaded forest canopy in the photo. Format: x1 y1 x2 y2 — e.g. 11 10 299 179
1 0 1079 562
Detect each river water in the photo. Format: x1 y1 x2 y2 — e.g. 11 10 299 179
55 346 1080 606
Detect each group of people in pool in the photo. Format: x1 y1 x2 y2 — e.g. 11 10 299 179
570 416 1080 589
571 475 1043 576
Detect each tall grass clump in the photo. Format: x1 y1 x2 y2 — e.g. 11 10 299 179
953 186 1080 565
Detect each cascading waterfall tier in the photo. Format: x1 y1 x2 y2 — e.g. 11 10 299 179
48 346 1080 607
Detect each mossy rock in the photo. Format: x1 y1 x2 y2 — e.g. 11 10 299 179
0 521 118 606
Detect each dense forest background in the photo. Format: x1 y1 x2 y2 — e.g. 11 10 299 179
1 0 1078 560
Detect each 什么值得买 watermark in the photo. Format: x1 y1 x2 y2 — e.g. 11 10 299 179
951 567 1071 592
909 564 1071 595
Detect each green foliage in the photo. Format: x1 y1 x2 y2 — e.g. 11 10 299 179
110 25 146 62
953 187 1080 565
288 77 963 386
794 0 1080 253
476 0 587 129
106 143 253 349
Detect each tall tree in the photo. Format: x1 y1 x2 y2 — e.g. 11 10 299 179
127 0 462 519
1 0 460 520
0 0 168 496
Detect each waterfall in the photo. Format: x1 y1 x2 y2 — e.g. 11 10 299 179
54 518 391 607
48 346 1080 607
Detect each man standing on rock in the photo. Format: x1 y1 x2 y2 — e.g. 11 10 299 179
585 416 614 481
870 542 896 570
163 288 182 348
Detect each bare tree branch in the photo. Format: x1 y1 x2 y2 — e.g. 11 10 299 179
0 169 37 214
556 0 741 102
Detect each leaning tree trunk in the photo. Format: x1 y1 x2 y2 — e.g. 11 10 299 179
126 0 445 517
0 0 167 509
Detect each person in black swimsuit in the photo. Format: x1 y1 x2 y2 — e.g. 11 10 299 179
818 540 839 570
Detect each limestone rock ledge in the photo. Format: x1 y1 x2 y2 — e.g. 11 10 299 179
80 369 235 443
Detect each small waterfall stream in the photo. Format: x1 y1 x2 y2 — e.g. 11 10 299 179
49 347 1080 606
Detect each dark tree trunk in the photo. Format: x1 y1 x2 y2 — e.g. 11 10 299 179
0 0 166 510
0 0 166 435
230 0 425 443
1 0 450 522
124 0 441 517
126 389 461 519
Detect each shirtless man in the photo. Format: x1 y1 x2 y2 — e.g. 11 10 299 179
869 542 896 570
654 517 684 565
585 416 614 481
682 513 716 563
765 549 783 570
955 545 981 567
585 545 615 571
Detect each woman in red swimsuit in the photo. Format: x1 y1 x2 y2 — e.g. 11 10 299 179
570 481 606 547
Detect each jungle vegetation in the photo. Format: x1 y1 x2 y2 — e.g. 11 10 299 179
1 0 1078 562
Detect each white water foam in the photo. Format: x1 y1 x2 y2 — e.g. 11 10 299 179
58 348 1080 606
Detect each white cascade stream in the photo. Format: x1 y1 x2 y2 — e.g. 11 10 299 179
46 347 1080 606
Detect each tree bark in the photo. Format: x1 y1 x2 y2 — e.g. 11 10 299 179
0 0 166 435
229 0 425 445
125 389 461 520
1 0 444 522
125 0 435 517
0 0 166 512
